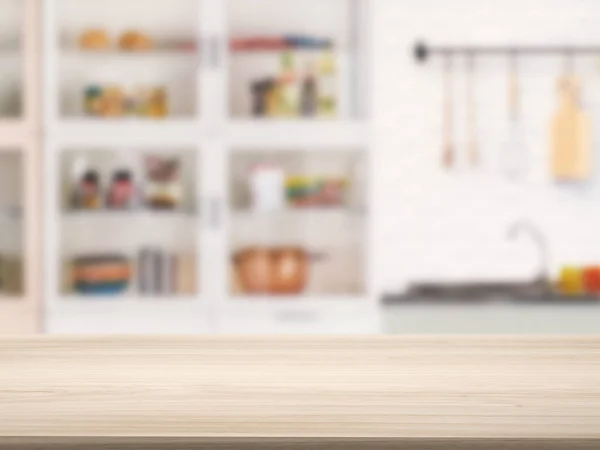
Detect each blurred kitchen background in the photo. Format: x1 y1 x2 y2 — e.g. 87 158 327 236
2 0 600 334
375 0 600 333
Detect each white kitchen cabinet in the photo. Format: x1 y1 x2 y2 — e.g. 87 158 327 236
383 303 600 335
0 0 40 135
43 0 376 334
0 0 41 334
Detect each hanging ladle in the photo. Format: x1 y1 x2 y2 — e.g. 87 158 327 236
466 53 478 167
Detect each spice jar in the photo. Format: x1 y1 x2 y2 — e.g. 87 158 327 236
73 170 101 210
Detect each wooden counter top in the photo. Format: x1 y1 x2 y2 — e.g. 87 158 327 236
1 337 600 445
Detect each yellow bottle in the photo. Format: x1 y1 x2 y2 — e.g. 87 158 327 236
318 51 337 117
558 266 584 296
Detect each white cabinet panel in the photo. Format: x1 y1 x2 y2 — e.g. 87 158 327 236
0 140 41 334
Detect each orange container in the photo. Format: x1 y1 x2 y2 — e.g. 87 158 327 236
583 266 600 295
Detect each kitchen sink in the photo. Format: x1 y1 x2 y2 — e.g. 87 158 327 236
384 220 600 305
382 279 600 304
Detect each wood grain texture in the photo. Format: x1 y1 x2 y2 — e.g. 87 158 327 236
1 337 600 439
1 438 600 450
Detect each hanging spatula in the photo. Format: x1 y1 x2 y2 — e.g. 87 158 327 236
442 55 455 169
466 54 478 167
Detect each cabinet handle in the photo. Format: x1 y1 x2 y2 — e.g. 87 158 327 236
201 36 217 68
208 197 222 230
208 36 221 68
275 310 320 323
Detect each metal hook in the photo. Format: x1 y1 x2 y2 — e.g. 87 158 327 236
414 41 429 62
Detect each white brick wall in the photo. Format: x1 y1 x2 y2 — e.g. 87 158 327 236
372 0 600 293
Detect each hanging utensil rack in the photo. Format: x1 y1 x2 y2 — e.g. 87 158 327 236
414 41 597 62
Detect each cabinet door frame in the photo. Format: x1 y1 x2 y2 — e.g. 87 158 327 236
0 137 41 334
0 0 41 137
203 0 378 332
210 142 379 333
42 0 215 333
43 133 213 334
200 0 228 131
44 136 211 334
43 0 207 135
219 0 372 125
0 0 42 334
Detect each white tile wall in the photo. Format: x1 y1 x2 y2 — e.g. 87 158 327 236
372 0 600 293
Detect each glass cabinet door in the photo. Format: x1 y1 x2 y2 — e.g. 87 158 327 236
56 148 200 301
0 151 25 299
228 148 367 300
54 0 201 121
226 0 368 120
0 0 23 120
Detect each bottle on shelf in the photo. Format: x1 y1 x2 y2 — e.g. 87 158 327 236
138 248 195 297
72 170 102 210
300 61 319 117
317 51 337 117
138 248 158 296
278 52 299 116
144 155 183 210
174 252 196 295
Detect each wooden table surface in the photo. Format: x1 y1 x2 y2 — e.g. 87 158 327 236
1 336 600 442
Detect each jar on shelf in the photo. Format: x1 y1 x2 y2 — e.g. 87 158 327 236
249 164 285 212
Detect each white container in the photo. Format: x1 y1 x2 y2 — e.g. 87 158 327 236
249 164 285 212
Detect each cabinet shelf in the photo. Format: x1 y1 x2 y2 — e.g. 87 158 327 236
232 207 365 218
227 120 370 147
231 47 338 56
62 209 197 218
61 295 197 303
52 120 201 144
60 49 197 61
52 120 368 146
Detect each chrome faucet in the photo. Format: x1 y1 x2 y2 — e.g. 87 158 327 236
507 219 551 282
